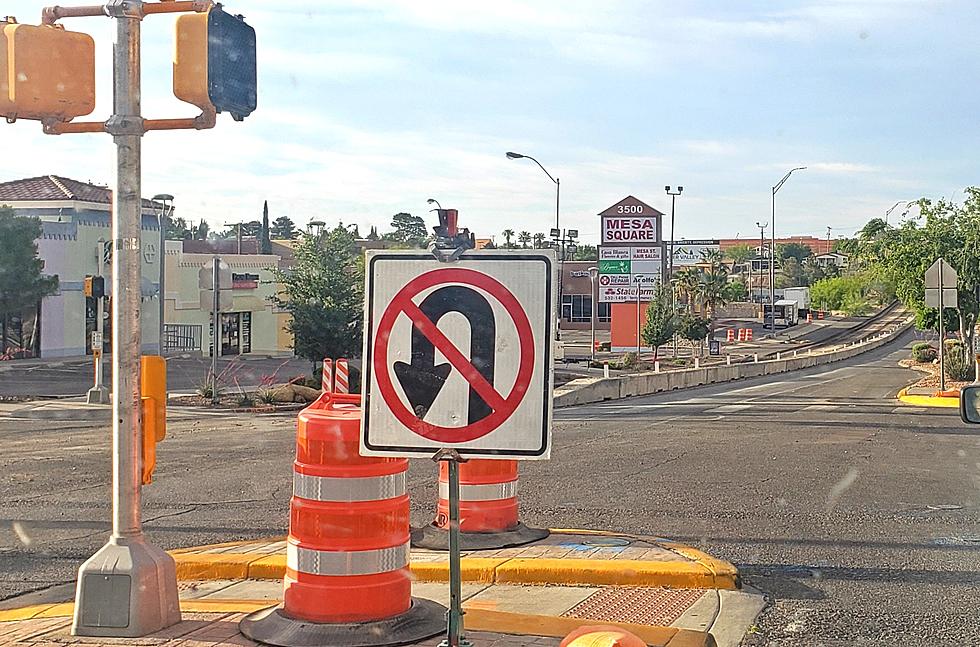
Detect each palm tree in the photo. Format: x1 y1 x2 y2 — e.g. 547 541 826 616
701 270 730 329
674 268 702 312
518 231 532 248
532 232 546 248
502 229 515 248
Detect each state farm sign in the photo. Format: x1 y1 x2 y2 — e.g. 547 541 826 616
601 216 660 245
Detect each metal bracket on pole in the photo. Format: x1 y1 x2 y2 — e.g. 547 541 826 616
428 207 475 263
431 448 472 647
104 0 144 19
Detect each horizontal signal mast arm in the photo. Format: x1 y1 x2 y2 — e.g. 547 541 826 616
42 0 211 24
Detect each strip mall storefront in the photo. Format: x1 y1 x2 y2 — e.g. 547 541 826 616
559 261 610 331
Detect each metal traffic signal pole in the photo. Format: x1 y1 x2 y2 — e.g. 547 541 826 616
212 256 220 404
72 2 180 636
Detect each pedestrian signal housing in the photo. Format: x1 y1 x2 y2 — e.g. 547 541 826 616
0 20 96 122
173 7 257 121
140 355 167 485
83 275 105 299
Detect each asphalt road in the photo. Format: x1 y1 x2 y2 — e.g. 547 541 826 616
2 330 978 645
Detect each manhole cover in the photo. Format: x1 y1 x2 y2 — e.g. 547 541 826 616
581 537 632 547
562 587 706 627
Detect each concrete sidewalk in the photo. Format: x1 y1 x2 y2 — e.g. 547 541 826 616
170 530 739 590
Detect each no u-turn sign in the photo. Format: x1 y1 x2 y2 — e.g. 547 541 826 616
360 250 556 459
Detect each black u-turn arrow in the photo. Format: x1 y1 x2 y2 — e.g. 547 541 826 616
393 285 496 424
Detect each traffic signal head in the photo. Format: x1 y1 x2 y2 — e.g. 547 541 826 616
83 275 105 299
0 20 96 122
174 7 257 121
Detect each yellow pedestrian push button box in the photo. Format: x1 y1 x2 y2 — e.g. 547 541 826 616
0 20 96 122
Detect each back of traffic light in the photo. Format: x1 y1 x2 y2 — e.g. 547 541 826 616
2 2 256 132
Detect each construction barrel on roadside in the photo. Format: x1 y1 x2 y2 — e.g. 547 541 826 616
239 388 444 645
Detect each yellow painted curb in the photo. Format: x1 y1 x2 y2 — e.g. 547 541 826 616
897 388 960 408
0 600 276 622
494 558 734 590
168 529 740 591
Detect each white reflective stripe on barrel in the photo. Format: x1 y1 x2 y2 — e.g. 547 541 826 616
439 480 518 502
287 541 409 576
293 471 406 502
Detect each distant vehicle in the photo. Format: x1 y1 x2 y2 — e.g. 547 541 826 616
782 287 810 316
762 300 799 329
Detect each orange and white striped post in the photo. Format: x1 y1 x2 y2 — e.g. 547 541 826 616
726 329 735 343
413 458 548 551
745 328 753 341
335 358 349 394
321 358 333 394
240 393 443 644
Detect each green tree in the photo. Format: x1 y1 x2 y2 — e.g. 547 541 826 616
724 244 754 271
194 220 209 240
164 216 193 240
573 244 598 261
0 207 59 348
271 215 297 240
700 270 730 332
778 257 807 287
677 313 710 356
502 229 515 248
383 212 428 246
724 280 748 301
641 284 677 362
270 224 363 366
777 242 813 263
518 231 532 248
365 225 380 241
674 267 702 312
260 201 272 254
532 232 546 248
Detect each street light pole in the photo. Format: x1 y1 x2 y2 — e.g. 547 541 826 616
588 266 598 369
153 194 173 355
755 221 767 314
664 186 683 286
769 167 806 332
885 200 914 225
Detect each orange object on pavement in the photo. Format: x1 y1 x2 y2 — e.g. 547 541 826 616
727 329 735 343
934 389 961 398
818 310 825 319
560 626 647 647
437 459 519 533
286 393 410 622
807 312 813 323
745 328 753 341
240 394 444 645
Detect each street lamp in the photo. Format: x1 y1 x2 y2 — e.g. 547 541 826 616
152 193 174 355
426 198 443 211
885 200 915 225
664 186 683 284
588 266 598 369
755 221 768 312
769 167 806 332
506 151 560 233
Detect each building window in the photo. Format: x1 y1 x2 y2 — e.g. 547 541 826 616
598 302 611 323
561 294 594 323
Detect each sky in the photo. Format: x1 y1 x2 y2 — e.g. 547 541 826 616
3 0 978 245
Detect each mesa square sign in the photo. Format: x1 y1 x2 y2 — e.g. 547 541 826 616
360 250 556 459
599 195 664 245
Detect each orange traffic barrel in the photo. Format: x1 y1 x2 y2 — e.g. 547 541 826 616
412 458 548 551
807 312 813 323
818 310 825 319
240 393 444 646
726 329 735 342
745 328 753 341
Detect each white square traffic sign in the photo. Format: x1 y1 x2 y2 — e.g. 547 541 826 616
360 250 556 459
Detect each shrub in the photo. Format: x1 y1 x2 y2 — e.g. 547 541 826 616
944 340 976 382
236 393 254 407
196 377 221 400
621 352 638 369
911 342 937 363
256 389 279 404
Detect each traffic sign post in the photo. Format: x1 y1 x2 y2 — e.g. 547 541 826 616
925 258 959 392
361 244 555 647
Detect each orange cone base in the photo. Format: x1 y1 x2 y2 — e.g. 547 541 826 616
239 597 445 647
410 522 550 551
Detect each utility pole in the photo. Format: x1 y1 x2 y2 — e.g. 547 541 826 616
770 167 806 332
212 256 221 404
755 222 767 315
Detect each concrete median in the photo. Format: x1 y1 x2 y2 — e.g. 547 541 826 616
555 320 913 408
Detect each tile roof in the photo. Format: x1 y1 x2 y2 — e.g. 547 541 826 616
0 175 162 209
